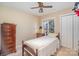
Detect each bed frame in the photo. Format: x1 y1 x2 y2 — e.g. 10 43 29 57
22 40 38 56
22 33 60 56
22 41 59 56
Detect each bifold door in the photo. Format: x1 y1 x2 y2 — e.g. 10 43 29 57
61 14 73 49
73 15 79 51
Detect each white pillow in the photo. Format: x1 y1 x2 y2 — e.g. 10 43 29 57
48 33 57 38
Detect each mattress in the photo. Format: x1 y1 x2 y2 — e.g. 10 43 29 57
24 36 59 51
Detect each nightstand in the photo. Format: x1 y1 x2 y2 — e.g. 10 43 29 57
36 33 45 38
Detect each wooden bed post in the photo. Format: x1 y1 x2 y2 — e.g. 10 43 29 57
36 49 38 56
22 40 24 56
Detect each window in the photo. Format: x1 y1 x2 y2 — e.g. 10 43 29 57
49 20 54 33
42 19 54 35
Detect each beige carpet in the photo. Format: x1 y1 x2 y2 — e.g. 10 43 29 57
7 46 78 56
56 47 78 56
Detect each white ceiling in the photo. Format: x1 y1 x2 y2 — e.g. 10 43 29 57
0 2 75 16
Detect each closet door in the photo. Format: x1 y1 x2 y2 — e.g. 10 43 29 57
74 15 79 51
61 14 73 49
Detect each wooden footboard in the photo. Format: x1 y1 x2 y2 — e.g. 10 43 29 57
22 40 38 56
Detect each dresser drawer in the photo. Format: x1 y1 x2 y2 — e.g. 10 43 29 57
2 29 12 32
2 32 16 37
6 44 15 49
8 48 16 52
4 40 14 45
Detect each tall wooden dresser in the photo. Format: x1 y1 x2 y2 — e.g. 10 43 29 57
1 23 16 55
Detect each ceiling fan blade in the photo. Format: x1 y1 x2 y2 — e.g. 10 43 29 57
39 8 43 13
37 2 43 7
37 2 43 5
43 6 52 8
31 2 53 13
31 7 39 9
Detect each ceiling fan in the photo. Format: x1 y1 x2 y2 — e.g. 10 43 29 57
31 2 53 13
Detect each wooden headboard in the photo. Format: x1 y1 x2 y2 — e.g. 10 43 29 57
56 33 60 39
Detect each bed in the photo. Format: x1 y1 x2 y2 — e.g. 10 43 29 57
22 33 59 56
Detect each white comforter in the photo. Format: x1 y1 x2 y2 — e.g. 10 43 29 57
24 36 59 56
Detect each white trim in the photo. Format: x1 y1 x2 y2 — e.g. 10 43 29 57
60 12 75 18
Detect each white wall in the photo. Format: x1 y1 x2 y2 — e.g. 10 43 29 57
0 6 40 49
